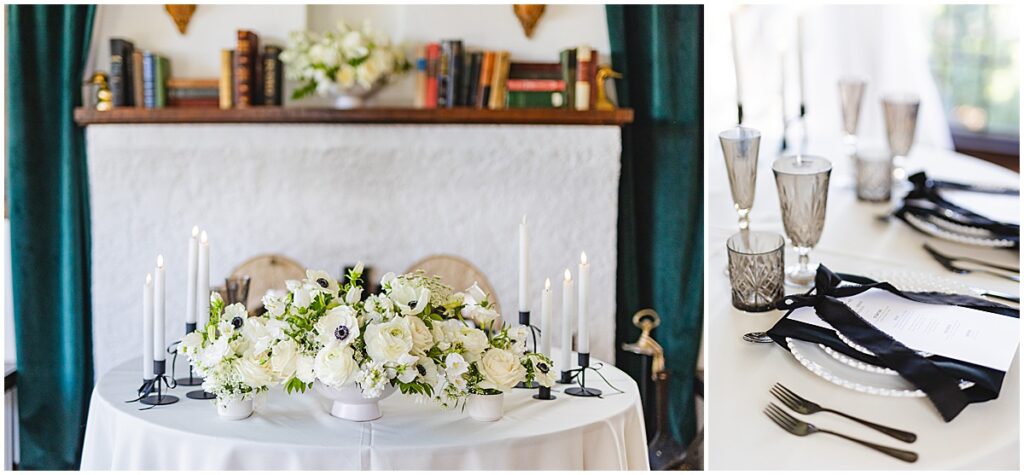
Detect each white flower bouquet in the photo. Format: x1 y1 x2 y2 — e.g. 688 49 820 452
281 19 410 101
179 293 290 403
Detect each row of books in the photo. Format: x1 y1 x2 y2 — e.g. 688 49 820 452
412 41 599 110
110 38 173 108
219 29 284 108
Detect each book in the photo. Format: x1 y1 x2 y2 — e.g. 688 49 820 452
574 45 592 111
507 90 565 108
487 51 511 110
110 38 134 107
219 49 234 109
262 45 283 106
508 62 561 80
234 30 259 107
437 41 450 108
168 78 218 89
167 97 219 108
466 52 483 108
560 48 576 110
445 40 464 108
131 50 145 107
477 51 495 108
168 87 219 99
142 52 155 108
155 56 169 108
588 49 599 109
414 46 427 109
425 43 440 109
507 79 565 92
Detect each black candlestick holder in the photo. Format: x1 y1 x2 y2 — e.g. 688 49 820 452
132 360 179 406
558 369 574 384
176 322 203 386
533 385 556 400
564 352 602 397
514 310 539 389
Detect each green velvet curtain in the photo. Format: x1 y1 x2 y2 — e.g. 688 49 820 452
607 5 704 446
6 4 96 470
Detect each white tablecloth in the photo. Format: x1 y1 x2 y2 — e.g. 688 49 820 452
80 350 649 470
707 140 1020 470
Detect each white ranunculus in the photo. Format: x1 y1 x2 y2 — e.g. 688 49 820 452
444 352 469 379
236 357 274 389
314 342 359 389
407 316 434 355
356 61 380 89
529 354 556 388
314 305 361 347
389 279 430 315
458 326 489 362
199 335 231 368
477 348 527 393
336 64 357 89
364 318 414 363
430 319 461 351
270 339 299 378
296 354 316 383
306 269 340 298
262 294 287 318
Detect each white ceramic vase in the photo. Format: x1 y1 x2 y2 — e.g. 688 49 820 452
216 397 254 420
314 381 397 421
467 393 505 422
329 82 383 109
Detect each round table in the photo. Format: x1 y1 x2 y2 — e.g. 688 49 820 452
707 139 1020 470
80 350 650 470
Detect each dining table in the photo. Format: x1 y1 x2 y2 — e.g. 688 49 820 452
707 136 1020 470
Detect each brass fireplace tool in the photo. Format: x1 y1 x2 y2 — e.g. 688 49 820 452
622 308 689 470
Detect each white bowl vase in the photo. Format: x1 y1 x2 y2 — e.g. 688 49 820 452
467 393 505 421
314 381 397 421
216 397 254 420
328 82 383 109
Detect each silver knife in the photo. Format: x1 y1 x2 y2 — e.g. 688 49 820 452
971 287 1020 304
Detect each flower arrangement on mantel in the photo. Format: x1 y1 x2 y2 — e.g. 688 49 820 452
281 19 410 105
181 263 555 412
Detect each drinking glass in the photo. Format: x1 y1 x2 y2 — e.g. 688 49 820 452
882 94 920 180
772 155 832 288
838 77 867 153
225 275 251 306
719 126 762 230
854 148 893 202
727 230 785 312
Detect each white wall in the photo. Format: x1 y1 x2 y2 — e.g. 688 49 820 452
90 4 611 107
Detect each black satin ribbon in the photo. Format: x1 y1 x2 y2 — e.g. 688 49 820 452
768 265 1018 422
895 172 1020 246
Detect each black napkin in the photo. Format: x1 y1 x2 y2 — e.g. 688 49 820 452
893 172 1020 248
767 265 1019 422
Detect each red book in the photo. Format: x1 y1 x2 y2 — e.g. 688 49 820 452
425 43 440 109
506 79 565 92
589 49 599 109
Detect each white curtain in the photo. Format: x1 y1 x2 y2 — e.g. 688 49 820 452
706 4 953 152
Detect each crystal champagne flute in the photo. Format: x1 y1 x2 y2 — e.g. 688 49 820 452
772 155 832 288
882 94 920 181
719 126 762 230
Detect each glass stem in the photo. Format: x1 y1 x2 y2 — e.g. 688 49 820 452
797 247 811 274
737 208 750 230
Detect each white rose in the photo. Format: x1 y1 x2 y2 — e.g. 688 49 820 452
477 348 527 393
236 357 273 389
314 305 361 347
458 326 489 361
314 342 359 388
296 354 316 383
408 316 434 355
336 64 356 89
270 339 299 378
364 318 414 363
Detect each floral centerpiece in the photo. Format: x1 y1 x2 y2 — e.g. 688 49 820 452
179 294 290 419
281 19 410 108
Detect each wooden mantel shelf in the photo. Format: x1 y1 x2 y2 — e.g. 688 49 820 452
74 107 634 126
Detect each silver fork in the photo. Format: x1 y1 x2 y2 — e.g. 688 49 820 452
764 403 918 463
771 383 917 443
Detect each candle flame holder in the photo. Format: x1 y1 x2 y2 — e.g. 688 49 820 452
564 352 602 397
533 385 556 400
175 322 203 386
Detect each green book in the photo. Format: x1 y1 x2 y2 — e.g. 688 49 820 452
155 56 170 108
559 48 576 110
506 90 565 108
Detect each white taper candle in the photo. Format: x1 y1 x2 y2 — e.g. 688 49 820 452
196 231 210 329
518 215 529 315
730 9 744 113
540 278 552 356
142 273 154 379
797 14 806 107
185 225 199 324
560 269 573 372
154 255 166 362
577 251 590 354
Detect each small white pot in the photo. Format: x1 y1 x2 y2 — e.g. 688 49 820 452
216 397 254 420
467 393 505 422
314 381 397 421
328 82 383 109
